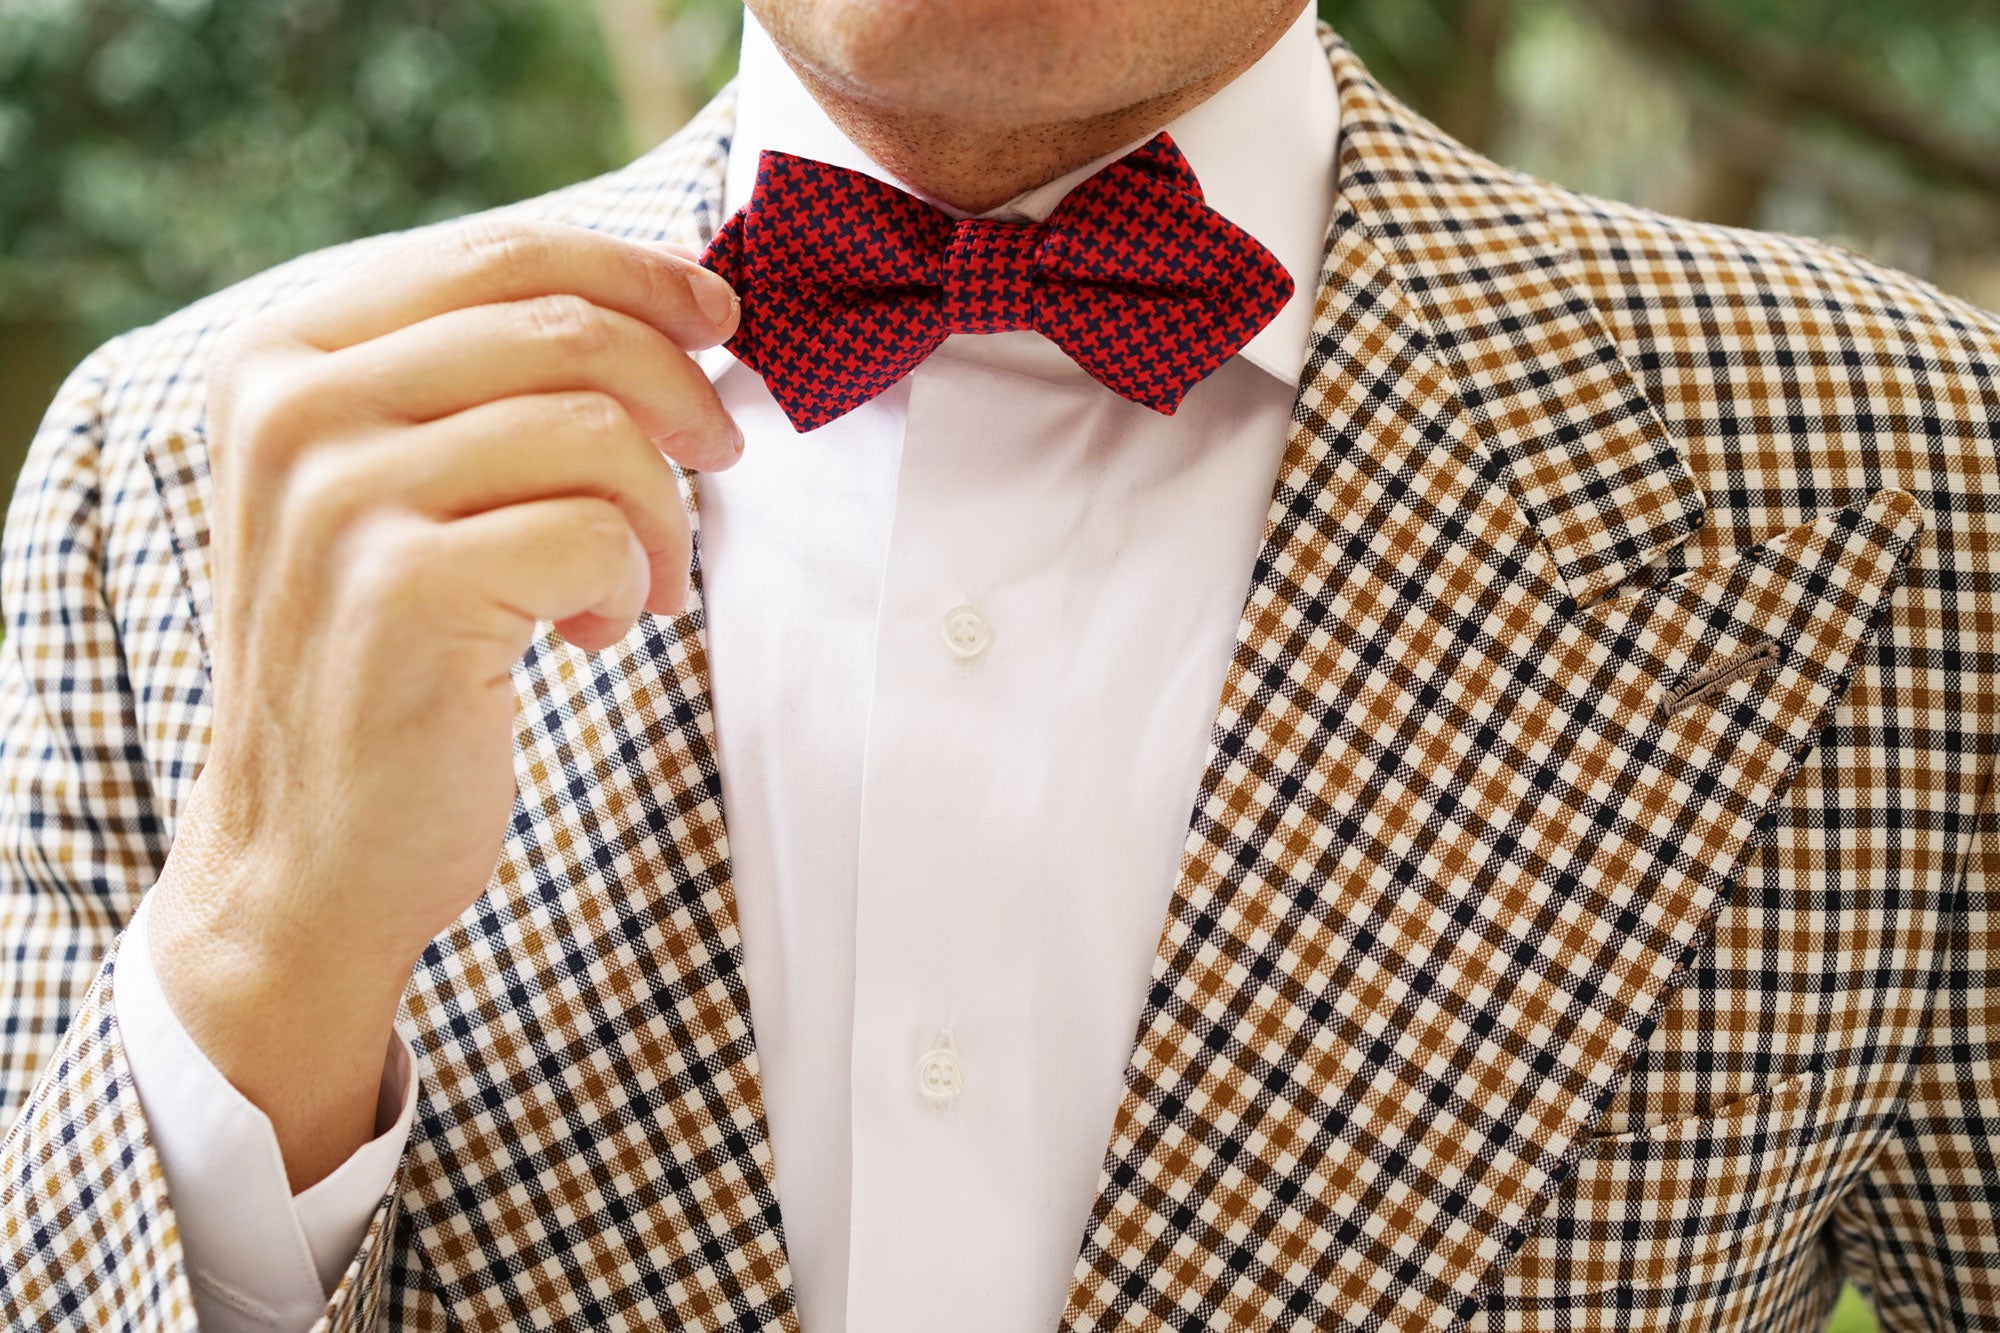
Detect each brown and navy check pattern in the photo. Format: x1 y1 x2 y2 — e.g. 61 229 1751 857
700 132 1293 430
1 26 1996 1333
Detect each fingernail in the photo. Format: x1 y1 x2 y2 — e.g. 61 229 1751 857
689 265 739 332
731 418 745 454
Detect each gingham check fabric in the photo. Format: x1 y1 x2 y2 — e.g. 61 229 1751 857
699 132 1294 430
1 27 1996 1333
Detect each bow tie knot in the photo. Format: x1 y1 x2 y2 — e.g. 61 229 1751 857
701 133 1293 432
942 218 1046 334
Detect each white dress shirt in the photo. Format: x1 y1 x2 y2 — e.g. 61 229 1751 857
114 7 1339 1328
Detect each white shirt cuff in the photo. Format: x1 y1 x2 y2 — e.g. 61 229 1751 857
114 892 418 1330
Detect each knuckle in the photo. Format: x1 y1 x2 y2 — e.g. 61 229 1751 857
204 320 278 442
631 248 689 320
574 499 634 562
217 362 308 467
205 318 260 385
270 453 365 576
348 516 440 615
556 389 631 441
287 445 375 528
525 293 610 359
447 216 541 279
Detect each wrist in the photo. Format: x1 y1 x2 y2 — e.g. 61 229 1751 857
144 790 418 1190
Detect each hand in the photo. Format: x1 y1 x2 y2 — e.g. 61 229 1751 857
145 217 741 1189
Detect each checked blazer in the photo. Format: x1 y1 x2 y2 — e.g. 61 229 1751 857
2 26 1998 1333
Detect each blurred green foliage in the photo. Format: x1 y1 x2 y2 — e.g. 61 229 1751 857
1320 0 2000 304
1328 0 2000 141
0 0 627 336
5 0 1995 346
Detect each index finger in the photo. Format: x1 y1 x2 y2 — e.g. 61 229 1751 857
276 217 739 355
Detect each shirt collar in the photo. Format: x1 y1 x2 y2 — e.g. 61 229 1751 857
720 4 1339 387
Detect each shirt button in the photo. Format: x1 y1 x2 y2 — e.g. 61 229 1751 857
916 1031 965 1109
939 604 992 661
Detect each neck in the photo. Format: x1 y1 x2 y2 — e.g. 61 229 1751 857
773 10 1300 214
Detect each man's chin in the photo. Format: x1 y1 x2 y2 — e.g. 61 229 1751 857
743 0 1198 127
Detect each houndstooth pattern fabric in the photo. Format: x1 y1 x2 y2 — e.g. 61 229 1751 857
700 132 1293 430
0 27 1996 1332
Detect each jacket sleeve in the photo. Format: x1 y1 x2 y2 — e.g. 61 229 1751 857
1830 786 2000 1331
0 343 404 1329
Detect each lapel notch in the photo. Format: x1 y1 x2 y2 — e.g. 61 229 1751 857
1323 36 1707 608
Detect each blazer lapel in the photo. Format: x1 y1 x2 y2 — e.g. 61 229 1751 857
1058 32 1922 1333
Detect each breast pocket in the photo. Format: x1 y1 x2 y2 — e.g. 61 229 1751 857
1477 1067 1821 1328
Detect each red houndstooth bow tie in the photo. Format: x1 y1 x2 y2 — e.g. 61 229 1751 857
699 132 1294 433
